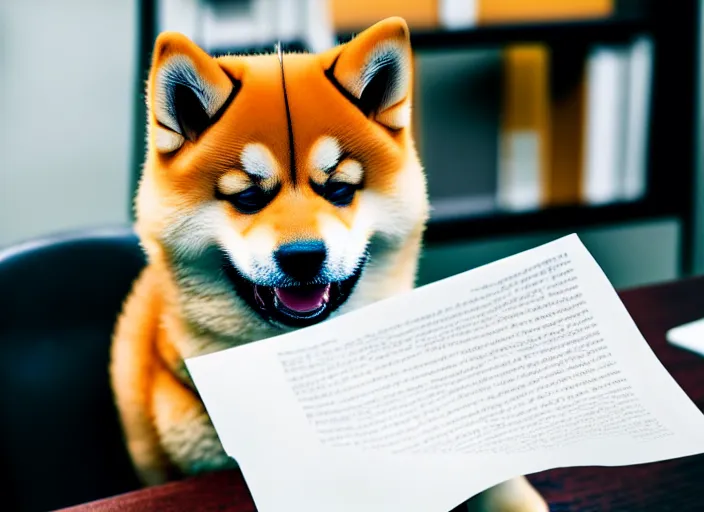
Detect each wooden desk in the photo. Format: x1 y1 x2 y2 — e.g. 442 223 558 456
63 277 704 512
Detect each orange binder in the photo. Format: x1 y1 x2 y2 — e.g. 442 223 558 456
497 44 551 210
478 0 613 24
545 63 587 207
330 0 439 30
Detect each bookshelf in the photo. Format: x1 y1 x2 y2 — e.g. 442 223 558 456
202 16 652 55
349 16 652 48
132 0 700 273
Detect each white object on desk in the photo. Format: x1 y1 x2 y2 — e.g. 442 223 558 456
666 318 704 357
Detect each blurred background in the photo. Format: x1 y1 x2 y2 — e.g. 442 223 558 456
0 0 702 289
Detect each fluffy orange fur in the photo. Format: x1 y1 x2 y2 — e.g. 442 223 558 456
110 17 546 511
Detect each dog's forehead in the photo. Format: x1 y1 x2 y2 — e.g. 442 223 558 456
214 52 368 181
212 54 290 176
281 52 403 184
281 53 365 155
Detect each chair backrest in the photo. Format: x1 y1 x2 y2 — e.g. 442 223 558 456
0 227 147 511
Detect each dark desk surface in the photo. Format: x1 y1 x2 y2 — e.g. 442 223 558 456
62 277 704 512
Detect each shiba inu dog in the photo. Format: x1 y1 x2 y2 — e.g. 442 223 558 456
110 16 547 511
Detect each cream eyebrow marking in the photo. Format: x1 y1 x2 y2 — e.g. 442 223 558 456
312 136 342 174
217 172 251 195
241 143 276 179
334 160 364 184
154 125 185 153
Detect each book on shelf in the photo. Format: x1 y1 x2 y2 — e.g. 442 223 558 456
330 0 440 30
582 44 631 205
622 35 653 201
545 46 587 207
476 0 614 25
495 44 551 212
438 0 478 29
581 36 653 205
413 47 503 219
329 0 479 31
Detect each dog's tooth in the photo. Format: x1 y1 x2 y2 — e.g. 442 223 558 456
254 286 266 308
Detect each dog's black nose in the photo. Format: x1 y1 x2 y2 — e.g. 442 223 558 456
275 240 327 282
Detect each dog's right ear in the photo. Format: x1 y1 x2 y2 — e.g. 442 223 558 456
147 32 237 154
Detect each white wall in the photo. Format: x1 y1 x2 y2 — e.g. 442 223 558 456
0 0 136 248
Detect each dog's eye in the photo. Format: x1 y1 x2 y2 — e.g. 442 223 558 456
218 186 271 214
323 181 357 207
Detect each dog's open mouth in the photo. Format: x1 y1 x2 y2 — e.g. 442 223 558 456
269 284 330 318
221 253 367 328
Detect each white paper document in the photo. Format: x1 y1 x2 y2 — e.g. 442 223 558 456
186 234 704 512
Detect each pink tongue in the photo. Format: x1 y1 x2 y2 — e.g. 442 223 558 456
275 284 330 313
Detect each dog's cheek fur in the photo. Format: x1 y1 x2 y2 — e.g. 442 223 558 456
318 210 372 278
159 200 279 286
370 157 429 242
160 203 221 262
328 158 428 313
147 198 278 344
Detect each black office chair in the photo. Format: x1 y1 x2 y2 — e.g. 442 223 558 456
0 227 147 511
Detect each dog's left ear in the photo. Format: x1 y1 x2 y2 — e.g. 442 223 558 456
329 17 412 130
